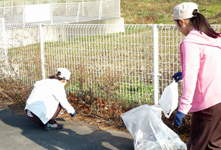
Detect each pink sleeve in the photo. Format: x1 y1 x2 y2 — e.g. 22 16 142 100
178 42 200 114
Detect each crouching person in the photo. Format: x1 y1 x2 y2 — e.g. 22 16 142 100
24 68 76 131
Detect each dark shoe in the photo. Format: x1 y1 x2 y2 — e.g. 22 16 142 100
38 123 45 127
44 123 63 131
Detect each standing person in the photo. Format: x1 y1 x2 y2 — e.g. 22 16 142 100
172 2 221 149
25 68 76 131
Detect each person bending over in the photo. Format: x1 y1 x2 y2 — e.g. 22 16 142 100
25 68 76 131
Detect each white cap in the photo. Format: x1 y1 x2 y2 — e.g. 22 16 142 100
57 68 71 80
172 2 198 21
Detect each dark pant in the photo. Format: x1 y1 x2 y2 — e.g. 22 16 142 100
26 104 62 125
187 102 221 150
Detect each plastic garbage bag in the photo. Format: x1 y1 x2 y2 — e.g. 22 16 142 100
121 105 187 150
159 81 178 118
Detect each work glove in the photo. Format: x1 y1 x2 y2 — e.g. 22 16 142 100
71 111 76 117
172 72 182 82
175 111 185 128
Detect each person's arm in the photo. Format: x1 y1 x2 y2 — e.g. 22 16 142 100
178 42 200 114
53 84 75 115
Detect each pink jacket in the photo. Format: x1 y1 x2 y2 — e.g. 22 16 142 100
178 29 221 114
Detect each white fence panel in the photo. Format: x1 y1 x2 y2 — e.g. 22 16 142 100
0 0 121 25
2 24 221 104
42 24 155 103
3 24 41 84
158 25 184 98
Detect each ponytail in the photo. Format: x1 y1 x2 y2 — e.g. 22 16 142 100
190 9 220 38
48 71 65 80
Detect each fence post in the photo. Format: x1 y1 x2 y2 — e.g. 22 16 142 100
99 0 102 20
3 1 5 14
50 3 53 24
76 3 81 22
23 5 25 25
1 18 8 65
66 0 67 16
118 0 120 17
11 1 13 15
39 24 46 79
153 24 160 105
82 0 84 17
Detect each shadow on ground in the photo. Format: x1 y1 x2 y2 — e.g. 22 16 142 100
0 108 133 150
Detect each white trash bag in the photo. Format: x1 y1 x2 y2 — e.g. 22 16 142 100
159 80 178 118
121 105 187 150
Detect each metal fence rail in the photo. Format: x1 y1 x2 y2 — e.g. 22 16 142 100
1 23 221 104
0 0 99 7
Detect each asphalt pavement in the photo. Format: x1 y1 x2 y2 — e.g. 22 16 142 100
0 105 133 150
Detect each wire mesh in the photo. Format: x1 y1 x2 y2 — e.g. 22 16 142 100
0 0 121 25
3 24 41 85
158 25 184 98
42 24 155 103
2 23 221 104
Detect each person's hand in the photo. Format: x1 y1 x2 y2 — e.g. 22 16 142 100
71 111 76 117
175 111 185 128
172 72 182 82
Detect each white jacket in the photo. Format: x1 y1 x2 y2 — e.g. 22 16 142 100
24 79 75 124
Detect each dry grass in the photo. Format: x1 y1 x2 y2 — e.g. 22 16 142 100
121 0 221 24
2 0 219 143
